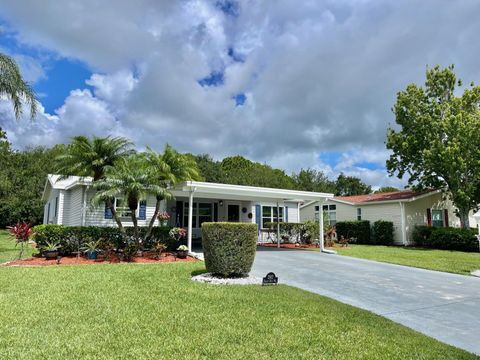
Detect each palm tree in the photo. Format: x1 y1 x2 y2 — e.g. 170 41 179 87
92 154 162 239
0 53 37 119
56 135 135 229
144 145 201 239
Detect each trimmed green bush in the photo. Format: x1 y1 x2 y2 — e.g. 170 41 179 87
412 226 478 252
336 220 371 244
412 226 435 247
31 225 174 255
372 220 394 245
202 222 257 277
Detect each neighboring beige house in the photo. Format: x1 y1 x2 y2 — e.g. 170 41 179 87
300 190 460 245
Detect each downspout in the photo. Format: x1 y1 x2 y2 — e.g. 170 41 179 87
399 201 407 246
319 200 336 254
81 185 89 227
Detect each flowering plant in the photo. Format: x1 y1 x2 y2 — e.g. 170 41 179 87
177 245 188 251
158 211 171 221
7 222 32 259
169 227 187 241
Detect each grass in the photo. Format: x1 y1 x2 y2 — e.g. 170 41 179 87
332 244 480 275
0 229 35 263
0 262 476 359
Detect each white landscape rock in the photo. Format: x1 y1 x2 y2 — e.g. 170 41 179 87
192 273 261 285
471 270 480 278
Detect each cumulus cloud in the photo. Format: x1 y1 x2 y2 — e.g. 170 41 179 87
1 0 480 187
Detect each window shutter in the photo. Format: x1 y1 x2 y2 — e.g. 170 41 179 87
213 203 218 222
139 200 147 220
444 209 449 228
285 206 289 222
426 208 432 226
104 202 113 219
255 204 261 232
47 203 51 222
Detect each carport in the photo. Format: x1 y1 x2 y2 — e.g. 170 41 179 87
170 181 334 253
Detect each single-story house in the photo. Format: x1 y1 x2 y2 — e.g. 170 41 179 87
43 174 334 252
300 189 460 245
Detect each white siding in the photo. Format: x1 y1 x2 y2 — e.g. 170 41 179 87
285 201 299 223
360 203 403 245
404 192 458 243
64 186 84 226
84 190 161 227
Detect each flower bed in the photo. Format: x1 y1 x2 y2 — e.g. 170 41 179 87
4 252 197 267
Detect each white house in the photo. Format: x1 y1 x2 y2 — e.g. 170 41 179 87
300 189 460 245
43 175 334 252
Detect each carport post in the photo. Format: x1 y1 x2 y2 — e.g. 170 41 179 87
187 188 195 253
318 201 324 252
277 202 280 248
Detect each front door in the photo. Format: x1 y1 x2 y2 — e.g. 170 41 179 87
227 204 240 222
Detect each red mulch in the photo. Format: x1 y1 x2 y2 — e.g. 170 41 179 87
5 252 197 267
258 243 319 249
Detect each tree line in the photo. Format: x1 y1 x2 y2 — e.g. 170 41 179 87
0 129 376 228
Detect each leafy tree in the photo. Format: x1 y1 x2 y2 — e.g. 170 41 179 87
188 154 222 183
387 65 480 228
0 53 37 119
292 169 336 193
144 145 201 239
374 186 399 194
0 130 61 227
335 173 372 196
92 154 161 238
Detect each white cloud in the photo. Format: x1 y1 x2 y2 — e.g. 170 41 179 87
1 0 480 187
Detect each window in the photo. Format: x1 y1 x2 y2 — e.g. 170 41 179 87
115 198 132 218
357 208 362 221
262 206 284 228
431 209 444 227
183 202 214 228
315 204 336 225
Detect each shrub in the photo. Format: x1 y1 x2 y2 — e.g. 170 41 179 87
202 222 257 277
301 220 320 244
412 226 435 247
412 226 478 252
31 225 174 255
336 221 371 244
372 220 394 245
264 222 303 243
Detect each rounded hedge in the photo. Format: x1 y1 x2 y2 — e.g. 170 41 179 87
201 222 258 278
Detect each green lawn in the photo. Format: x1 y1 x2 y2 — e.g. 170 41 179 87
0 229 36 263
332 244 480 275
0 262 476 359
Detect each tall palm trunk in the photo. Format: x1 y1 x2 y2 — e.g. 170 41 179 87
106 198 124 232
145 195 164 241
128 195 140 244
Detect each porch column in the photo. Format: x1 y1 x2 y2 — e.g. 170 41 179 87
187 189 195 253
276 201 280 248
318 201 325 252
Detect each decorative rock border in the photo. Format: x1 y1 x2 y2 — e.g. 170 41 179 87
192 272 261 285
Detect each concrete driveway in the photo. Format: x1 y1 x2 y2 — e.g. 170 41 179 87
250 248 480 355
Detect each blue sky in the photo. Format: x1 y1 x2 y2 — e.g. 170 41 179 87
1 0 479 188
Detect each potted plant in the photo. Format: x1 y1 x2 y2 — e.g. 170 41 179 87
42 241 61 260
81 240 101 260
176 245 188 259
157 211 171 227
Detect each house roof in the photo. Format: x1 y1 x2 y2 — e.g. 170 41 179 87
43 175 334 203
333 189 438 205
173 181 334 202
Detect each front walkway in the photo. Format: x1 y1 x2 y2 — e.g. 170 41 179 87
250 248 480 355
